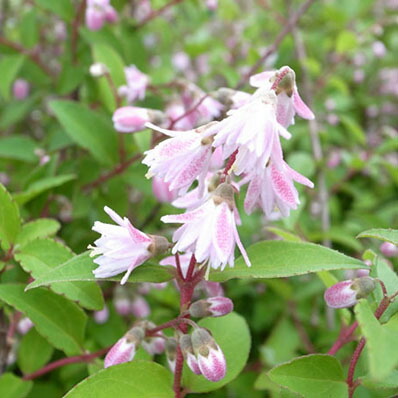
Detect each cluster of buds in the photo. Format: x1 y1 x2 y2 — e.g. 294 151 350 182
324 276 376 309
85 0 118 31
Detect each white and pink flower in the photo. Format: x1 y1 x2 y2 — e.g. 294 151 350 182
118 65 149 103
85 0 118 31
89 206 169 285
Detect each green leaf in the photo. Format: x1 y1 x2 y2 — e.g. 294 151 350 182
16 219 60 248
35 0 74 21
64 361 173 398
183 312 251 393
0 54 25 100
13 174 76 205
361 370 398 390
255 372 301 397
49 100 118 165
357 228 398 245
0 373 32 398
268 354 348 398
15 240 104 310
0 284 86 355
0 95 39 129
340 115 365 145
0 136 38 162
0 183 21 249
26 252 174 290
92 43 126 112
209 241 364 282
355 300 398 380
17 327 54 374
266 227 303 242
336 31 358 53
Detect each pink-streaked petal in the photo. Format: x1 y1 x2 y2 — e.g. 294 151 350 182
161 206 206 224
198 347 226 382
104 338 135 368
144 122 181 137
270 165 297 206
126 222 151 244
120 254 149 285
249 70 275 87
213 203 234 264
284 164 314 188
187 353 202 375
232 221 251 267
244 176 261 214
292 88 315 120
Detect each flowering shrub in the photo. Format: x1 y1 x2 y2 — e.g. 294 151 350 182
0 1 397 398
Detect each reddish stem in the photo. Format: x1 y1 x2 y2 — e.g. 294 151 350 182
175 253 184 281
220 149 238 182
23 346 110 380
347 338 366 398
71 0 86 64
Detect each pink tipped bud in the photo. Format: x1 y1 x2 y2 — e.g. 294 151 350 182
131 296 150 318
189 297 233 318
114 297 131 316
142 336 165 355
104 326 144 368
356 268 370 278
112 107 150 133
13 79 30 100
191 328 226 382
324 277 376 309
85 7 105 31
94 306 110 324
380 242 398 257
104 6 118 23
203 281 224 297
165 338 178 372
17 317 33 335
180 334 202 375
152 177 179 203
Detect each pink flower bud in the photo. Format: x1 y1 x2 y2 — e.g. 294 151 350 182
131 296 150 318
85 7 105 31
191 328 226 382
142 336 165 355
152 177 179 203
104 6 118 23
324 277 375 309
206 0 218 10
180 335 201 375
112 107 150 133
327 150 341 168
203 281 224 297
380 242 398 257
114 297 131 316
17 317 33 335
165 338 178 372
104 326 144 368
13 79 30 100
372 41 387 58
94 306 109 324
189 297 233 318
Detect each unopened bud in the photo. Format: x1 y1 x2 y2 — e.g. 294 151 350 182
213 183 234 208
17 317 33 335
165 338 178 372
131 296 151 318
142 336 165 355
89 63 109 77
191 328 226 382
94 306 109 324
147 235 170 256
112 106 151 133
104 326 144 368
13 79 30 100
380 242 398 258
189 297 233 318
180 334 201 375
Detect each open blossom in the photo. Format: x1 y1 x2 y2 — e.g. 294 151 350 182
204 88 291 176
89 206 169 285
143 122 216 194
161 183 251 271
250 67 314 127
85 0 118 31
118 65 149 103
104 326 144 368
244 144 314 217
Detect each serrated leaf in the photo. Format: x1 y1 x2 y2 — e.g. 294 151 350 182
17 327 54 374
16 219 60 248
355 300 398 380
0 183 21 249
15 240 104 310
13 174 76 205
183 312 251 393
0 284 86 355
268 354 348 398
209 241 364 282
0 54 25 100
49 100 118 165
0 136 38 162
26 251 174 289
0 373 32 398
357 228 398 245
64 361 173 398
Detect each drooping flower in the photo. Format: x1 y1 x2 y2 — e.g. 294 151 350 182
89 206 169 285
142 336 165 355
118 65 150 103
191 328 226 382
165 338 178 372
104 326 144 368
180 334 202 375
324 277 376 309
250 66 314 128
161 183 251 271
143 122 216 194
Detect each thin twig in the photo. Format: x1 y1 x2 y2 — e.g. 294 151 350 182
71 0 86 64
235 0 316 89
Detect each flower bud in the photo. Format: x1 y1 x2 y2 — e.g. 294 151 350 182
142 336 165 355
152 177 178 203
380 242 398 258
112 106 150 133
94 305 109 324
324 277 376 309
191 328 226 382
165 338 178 372
189 297 233 318
104 6 118 23
89 62 109 77
180 334 201 375
131 296 151 318
17 317 33 335
85 7 105 31
104 326 145 368
13 79 30 100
